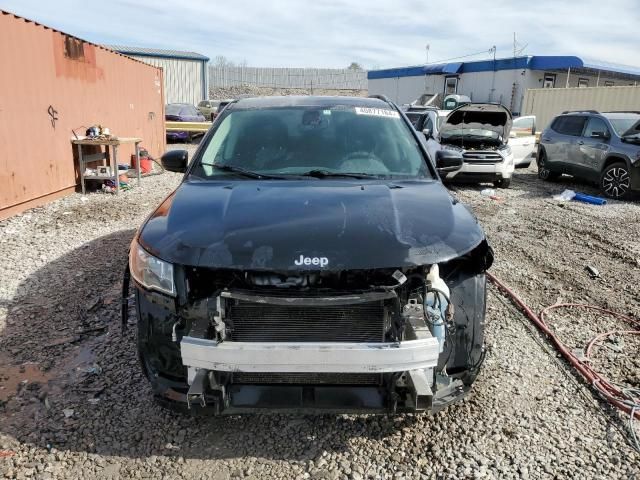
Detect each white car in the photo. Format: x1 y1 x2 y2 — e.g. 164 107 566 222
420 104 536 188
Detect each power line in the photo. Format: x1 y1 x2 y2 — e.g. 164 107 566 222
426 47 496 65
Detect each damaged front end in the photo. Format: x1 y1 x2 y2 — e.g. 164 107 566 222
130 239 493 415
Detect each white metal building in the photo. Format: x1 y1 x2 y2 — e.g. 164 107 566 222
368 56 640 116
107 45 209 105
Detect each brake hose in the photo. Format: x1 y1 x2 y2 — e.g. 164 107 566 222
487 271 640 421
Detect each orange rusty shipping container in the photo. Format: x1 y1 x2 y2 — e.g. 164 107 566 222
0 10 166 220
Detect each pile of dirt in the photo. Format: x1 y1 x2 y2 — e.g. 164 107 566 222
209 84 367 99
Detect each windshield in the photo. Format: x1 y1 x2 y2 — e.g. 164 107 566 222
191 106 431 179
405 112 422 128
607 116 640 136
166 104 191 116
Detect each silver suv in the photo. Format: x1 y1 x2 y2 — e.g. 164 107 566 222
538 110 640 199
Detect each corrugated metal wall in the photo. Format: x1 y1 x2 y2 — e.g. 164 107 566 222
130 56 205 104
0 12 166 219
209 66 367 90
522 85 640 130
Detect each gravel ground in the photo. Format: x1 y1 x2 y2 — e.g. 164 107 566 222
0 148 639 479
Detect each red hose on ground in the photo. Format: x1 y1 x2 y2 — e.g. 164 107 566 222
487 271 640 420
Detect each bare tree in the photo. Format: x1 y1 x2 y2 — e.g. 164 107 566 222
214 55 235 68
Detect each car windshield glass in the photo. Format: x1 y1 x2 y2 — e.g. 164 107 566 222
191 106 431 179
608 116 640 136
166 105 182 115
405 112 422 128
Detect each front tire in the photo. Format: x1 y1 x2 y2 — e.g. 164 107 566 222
537 150 560 181
493 178 511 189
600 162 631 199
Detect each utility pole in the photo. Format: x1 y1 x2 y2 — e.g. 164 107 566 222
426 44 430 64
489 45 497 102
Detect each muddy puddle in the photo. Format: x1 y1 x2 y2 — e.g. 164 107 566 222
0 358 52 402
0 335 104 403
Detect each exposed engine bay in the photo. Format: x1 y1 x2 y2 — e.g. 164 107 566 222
131 240 492 414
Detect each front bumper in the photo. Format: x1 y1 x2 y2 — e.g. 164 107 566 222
166 131 189 141
443 156 514 183
181 337 440 373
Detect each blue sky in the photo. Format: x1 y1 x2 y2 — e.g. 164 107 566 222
2 0 639 69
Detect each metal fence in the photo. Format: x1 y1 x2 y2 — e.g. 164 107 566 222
522 85 640 130
209 66 368 90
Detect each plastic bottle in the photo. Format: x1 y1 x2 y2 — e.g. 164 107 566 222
425 264 449 353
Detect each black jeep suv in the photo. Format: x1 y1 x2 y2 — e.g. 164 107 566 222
128 96 493 415
538 110 640 199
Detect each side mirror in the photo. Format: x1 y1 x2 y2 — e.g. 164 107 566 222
591 131 609 139
435 150 463 173
161 150 188 173
422 128 432 139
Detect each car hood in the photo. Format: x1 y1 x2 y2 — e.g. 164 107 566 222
138 179 485 271
439 103 513 141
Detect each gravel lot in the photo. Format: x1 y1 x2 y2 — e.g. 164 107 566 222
0 145 639 479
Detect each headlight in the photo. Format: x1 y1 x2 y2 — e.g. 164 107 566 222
129 239 176 296
441 144 463 152
499 145 512 157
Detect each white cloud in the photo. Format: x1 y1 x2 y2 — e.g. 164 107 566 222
2 0 639 68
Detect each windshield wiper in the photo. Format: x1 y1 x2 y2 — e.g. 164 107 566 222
201 163 284 179
299 169 382 179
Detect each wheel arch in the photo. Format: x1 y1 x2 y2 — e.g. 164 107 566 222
602 154 630 172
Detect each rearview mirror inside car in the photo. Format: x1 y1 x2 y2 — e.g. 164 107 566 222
161 150 188 173
435 150 463 173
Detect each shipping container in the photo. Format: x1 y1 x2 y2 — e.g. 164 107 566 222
522 85 640 130
0 10 166 219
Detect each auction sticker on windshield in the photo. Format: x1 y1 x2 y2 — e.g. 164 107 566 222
354 107 400 119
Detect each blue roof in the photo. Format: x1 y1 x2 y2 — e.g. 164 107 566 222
105 45 210 62
368 62 463 80
368 55 640 79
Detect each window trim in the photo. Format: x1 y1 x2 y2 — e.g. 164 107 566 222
444 76 458 95
551 115 588 136
583 116 610 138
543 73 556 88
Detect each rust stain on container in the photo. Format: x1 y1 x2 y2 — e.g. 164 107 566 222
0 10 167 219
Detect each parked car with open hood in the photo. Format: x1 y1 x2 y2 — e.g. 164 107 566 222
538 110 640 199
422 103 517 188
127 95 493 415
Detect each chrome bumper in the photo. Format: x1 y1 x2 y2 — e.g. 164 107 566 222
180 337 440 374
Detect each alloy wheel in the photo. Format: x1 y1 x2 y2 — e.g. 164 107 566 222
602 166 630 198
538 155 550 179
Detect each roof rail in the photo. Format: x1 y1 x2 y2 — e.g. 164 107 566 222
368 94 392 103
561 109 599 114
602 110 640 114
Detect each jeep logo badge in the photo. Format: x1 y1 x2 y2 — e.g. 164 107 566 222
294 255 329 267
